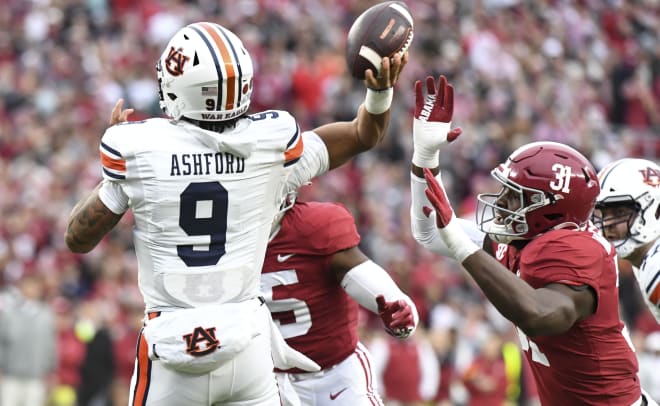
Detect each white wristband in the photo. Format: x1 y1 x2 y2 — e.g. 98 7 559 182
411 150 439 168
438 216 480 264
364 87 393 115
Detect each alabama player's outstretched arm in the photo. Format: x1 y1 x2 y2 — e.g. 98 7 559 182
410 76 595 336
333 246 419 338
314 53 407 170
422 168 596 337
65 99 133 253
408 76 484 255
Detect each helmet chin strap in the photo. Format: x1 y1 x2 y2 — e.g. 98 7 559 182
486 223 522 244
487 220 582 245
269 188 301 242
550 221 581 231
614 236 645 259
269 214 283 242
487 232 516 245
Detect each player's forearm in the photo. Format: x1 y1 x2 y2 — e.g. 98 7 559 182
355 103 390 150
65 186 122 253
410 171 485 256
341 260 411 313
410 169 449 254
461 251 551 335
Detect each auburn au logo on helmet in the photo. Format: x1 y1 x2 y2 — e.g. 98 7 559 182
165 46 189 77
640 166 660 187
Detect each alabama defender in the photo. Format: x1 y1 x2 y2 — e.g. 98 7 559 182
408 75 654 405
262 197 418 406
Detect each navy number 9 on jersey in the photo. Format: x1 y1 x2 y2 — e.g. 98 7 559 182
177 182 228 266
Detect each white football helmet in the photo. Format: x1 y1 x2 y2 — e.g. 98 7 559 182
156 22 254 121
594 158 660 258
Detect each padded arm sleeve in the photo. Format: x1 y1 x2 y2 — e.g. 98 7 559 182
340 260 417 322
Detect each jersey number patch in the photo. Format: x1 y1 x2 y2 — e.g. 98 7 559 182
516 328 550 367
261 270 312 339
177 182 228 266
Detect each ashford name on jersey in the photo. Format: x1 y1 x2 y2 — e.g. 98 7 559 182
169 150 245 176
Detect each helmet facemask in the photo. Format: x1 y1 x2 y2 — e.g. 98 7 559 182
596 158 660 259
477 170 553 244
593 196 641 258
594 192 660 258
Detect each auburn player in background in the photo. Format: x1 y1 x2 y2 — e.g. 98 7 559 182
594 158 660 324
65 21 407 406
408 75 656 405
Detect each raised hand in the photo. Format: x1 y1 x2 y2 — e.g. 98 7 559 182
423 168 455 228
422 168 480 263
364 52 409 90
376 295 415 339
415 76 454 122
412 75 462 168
109 98 134 125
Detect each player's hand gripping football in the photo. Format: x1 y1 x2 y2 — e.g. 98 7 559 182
364 52 408 90
412 75 462 168
109 98 134 125
376 295 416 339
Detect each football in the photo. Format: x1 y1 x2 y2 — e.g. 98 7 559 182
345 1 414 80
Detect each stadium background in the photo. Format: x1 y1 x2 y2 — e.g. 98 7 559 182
0 0 658 404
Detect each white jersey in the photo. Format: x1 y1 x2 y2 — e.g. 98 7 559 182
634 238 660 323
98 112 328 311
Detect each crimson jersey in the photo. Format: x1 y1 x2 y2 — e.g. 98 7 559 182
261 201 360 371
492 228 640 405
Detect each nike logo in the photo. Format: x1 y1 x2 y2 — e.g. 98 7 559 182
277 253 295 263
329 388 348 400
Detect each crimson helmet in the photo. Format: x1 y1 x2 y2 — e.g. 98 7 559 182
477 142 600 244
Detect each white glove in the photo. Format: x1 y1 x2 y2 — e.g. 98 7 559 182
412 76 461 168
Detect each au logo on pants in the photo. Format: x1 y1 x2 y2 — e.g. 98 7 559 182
183 326 220 356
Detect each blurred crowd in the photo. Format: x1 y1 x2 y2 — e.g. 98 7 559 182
0 0 658 405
